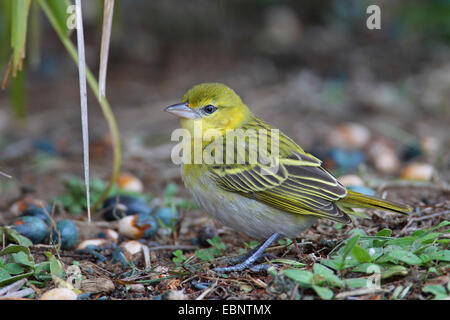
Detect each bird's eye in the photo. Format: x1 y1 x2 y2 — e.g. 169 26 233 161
203 105 217 114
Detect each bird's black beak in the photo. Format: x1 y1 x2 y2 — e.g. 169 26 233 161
165 102 200 119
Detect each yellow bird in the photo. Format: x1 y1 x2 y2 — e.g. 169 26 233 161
165 83 412 272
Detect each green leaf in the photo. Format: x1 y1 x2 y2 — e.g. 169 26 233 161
33 261 51 281
381 265 408 279
376 229 392 237
270 259 306 268
195 249 215 261
338 234 360 270
44 252 64 278
207 236 226 251
277 238 293 246
0 244 31 257
352 263 380 273
320 259 340 271
418 232 441 244
172 250 187 264
13 251 34 267
387 250 422 265
4 263 25 275
173 249 183 257
428 220 450 232
373 229 392 247
164 182 179 198
312 285 333 300
313 264 343 287
386 236 416 247
0 271 33 287
313 263 334 276
170 198 197 210
45 0 71 36
10 64 27 119
411 230 427 237
0 267 11 281
11 0 31 72
423 285 449 300
349 229 366 237
344 278 369 289
429 250 450 262
3 227 33 247
352 245 372 263
419 254 431 264
283 269 313 286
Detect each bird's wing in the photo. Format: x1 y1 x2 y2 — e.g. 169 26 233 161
208 129 351 223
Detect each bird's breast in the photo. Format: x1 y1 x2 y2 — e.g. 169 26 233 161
181 164 317 240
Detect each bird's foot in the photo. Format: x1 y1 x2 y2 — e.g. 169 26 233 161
214 261 277 273
213 233 279 273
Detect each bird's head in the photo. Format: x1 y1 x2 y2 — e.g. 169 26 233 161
165 83 252 138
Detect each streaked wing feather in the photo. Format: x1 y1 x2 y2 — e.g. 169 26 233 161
209 124 350 223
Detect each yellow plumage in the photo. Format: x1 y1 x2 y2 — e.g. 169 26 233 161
166 83 412 240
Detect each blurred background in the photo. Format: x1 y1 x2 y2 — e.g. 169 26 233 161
0 0 449 210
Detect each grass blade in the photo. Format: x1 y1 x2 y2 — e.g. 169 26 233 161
28 0 42 70
38 0 121 215
0 0 13 63
74 0 91 222
10 66 27 120
45 0 71 36
99 0 115 101
11 0 31 75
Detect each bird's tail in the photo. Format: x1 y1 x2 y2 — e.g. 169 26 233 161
342 190 413 215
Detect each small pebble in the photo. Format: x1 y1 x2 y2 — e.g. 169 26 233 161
420 136 439 155
102 195 151 221
10 198 50 216
197 225 218 247
10 216 48 244
153 207 180 227
98 229 119 243
347 185 376 196
40 288 78 300
20 207 51 226
117 240 148 265
338 174 364 187
161 289 187 300
118 213 158 239
128 284 145 293
116 173 144 193
51 219 79 250
329 123 371 149
121 240 144 256
368 139 399 174
76 239 110 250
328 148 365 171
400 162 434 181
80 278 115 293
239 284 253 293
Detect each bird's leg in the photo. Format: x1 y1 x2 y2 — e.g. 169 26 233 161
214 233 279 273
228 241 266 264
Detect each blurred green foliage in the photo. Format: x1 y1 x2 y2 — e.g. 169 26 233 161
52 176 147 215
400 0 450 41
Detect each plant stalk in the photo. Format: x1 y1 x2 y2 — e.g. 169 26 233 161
38 0 121 212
